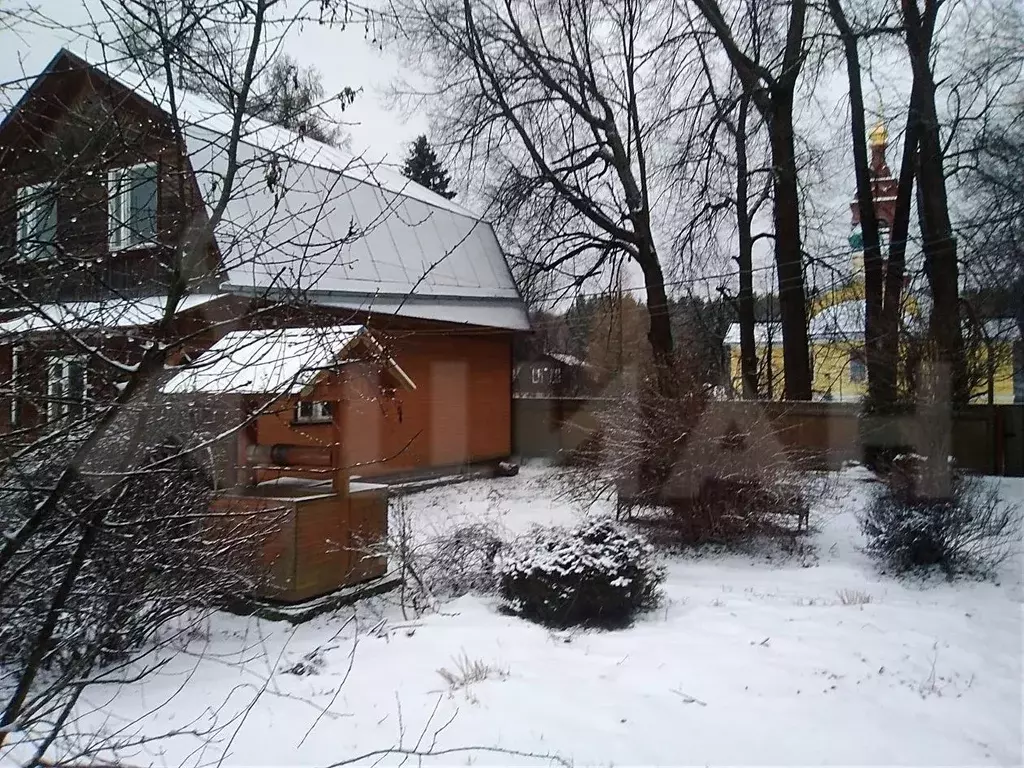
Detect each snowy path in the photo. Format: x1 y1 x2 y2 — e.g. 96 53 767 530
7 465 1023 767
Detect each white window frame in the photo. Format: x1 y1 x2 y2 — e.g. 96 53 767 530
108 162 158 251
16 183 57 261
47 355 88 423
10 345 22 427
295 400 333 424
849 351 867 384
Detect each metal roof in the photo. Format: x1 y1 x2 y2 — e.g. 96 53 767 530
63 49 530 331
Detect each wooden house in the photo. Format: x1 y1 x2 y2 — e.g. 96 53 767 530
513 351 594 399
0 48 529 601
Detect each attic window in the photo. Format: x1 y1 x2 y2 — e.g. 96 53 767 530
295 401 332 424
109 163 158 250
16 183 57 261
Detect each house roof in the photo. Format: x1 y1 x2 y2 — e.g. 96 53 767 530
726 303 1021 346
723 322 782 346
10 49 529 331
161 325 414 396
0 294 223 335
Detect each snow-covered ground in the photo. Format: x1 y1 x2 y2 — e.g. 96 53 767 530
5 464 1023 767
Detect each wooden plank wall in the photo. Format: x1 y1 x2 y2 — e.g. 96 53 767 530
256 332 513 478
513 398 1024 477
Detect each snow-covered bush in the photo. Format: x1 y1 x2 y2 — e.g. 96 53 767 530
500 519 665 627
861 455 1019 576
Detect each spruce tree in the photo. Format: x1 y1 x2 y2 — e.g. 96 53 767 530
401 135 456 199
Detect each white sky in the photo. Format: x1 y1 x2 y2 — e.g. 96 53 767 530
0 0 428 166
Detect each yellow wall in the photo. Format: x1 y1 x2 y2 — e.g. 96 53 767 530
727 339 1018 404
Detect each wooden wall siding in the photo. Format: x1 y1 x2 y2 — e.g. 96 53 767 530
290 491 387 602
207 495 296 595
255 331 513 479
0 63 220 306
207 488 388 604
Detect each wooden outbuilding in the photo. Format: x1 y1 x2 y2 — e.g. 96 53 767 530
162 325 415 602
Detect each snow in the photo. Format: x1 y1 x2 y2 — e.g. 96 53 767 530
161 325 414 395
3 465 1022 766
723 321 782 346
0 293 223 335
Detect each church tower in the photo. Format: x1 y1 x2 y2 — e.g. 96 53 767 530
850 120 898 230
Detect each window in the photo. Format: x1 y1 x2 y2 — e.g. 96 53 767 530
9 346 22 427
295 401 332 424
849 351 867 384
16 183 57 260
47 356 87 422
108 163 158 250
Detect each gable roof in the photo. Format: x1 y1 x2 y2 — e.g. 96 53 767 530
6 48 529 331
161 325 415 396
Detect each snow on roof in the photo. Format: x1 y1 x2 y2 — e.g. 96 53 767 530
62 49 528 331
161 325 414 396
724 322 782 346
728 301 1020 346
809 300 864 341
0 294 223 335
546 352 589 367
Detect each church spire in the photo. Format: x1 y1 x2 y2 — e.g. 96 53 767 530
850 118 898 231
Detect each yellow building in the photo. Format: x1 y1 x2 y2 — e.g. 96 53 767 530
724 285 1022 404
724 120 1022 404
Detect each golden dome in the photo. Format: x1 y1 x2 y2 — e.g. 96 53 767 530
868 120 888 148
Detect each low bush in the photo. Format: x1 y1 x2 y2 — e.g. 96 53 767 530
420 523 504 598
861 455 1019 577
499 519 665 627
681 477 809 542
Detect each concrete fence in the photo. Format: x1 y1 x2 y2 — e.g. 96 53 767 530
512 397 1024 477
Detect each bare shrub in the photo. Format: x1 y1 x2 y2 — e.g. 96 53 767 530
384 495 505 617
836 588 873 605
566 368 811 546
0 436 266 671
861 455 1020 577
436 652 507 690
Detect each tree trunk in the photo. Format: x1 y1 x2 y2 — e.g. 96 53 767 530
636 239 676 396
829 0 885 409
903 0 966 404
878 83 922 407
735 97 759 399
768 97 812 400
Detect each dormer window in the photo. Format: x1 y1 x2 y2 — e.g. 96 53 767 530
108 163 158 250
16 183 57 260
295 401 332 424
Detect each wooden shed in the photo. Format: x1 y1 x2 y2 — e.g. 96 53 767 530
163 325 415 602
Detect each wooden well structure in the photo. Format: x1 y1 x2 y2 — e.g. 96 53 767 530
164 325 415 603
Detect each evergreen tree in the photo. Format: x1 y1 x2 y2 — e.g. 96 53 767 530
401 135 456 199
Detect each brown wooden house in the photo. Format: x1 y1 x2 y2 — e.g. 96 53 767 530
0 48 529 601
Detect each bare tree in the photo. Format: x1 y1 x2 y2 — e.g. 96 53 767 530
389 0 689 395
687 0 813 401
899 0 966 403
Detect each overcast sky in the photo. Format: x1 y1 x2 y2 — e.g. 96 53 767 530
0 0 427 166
